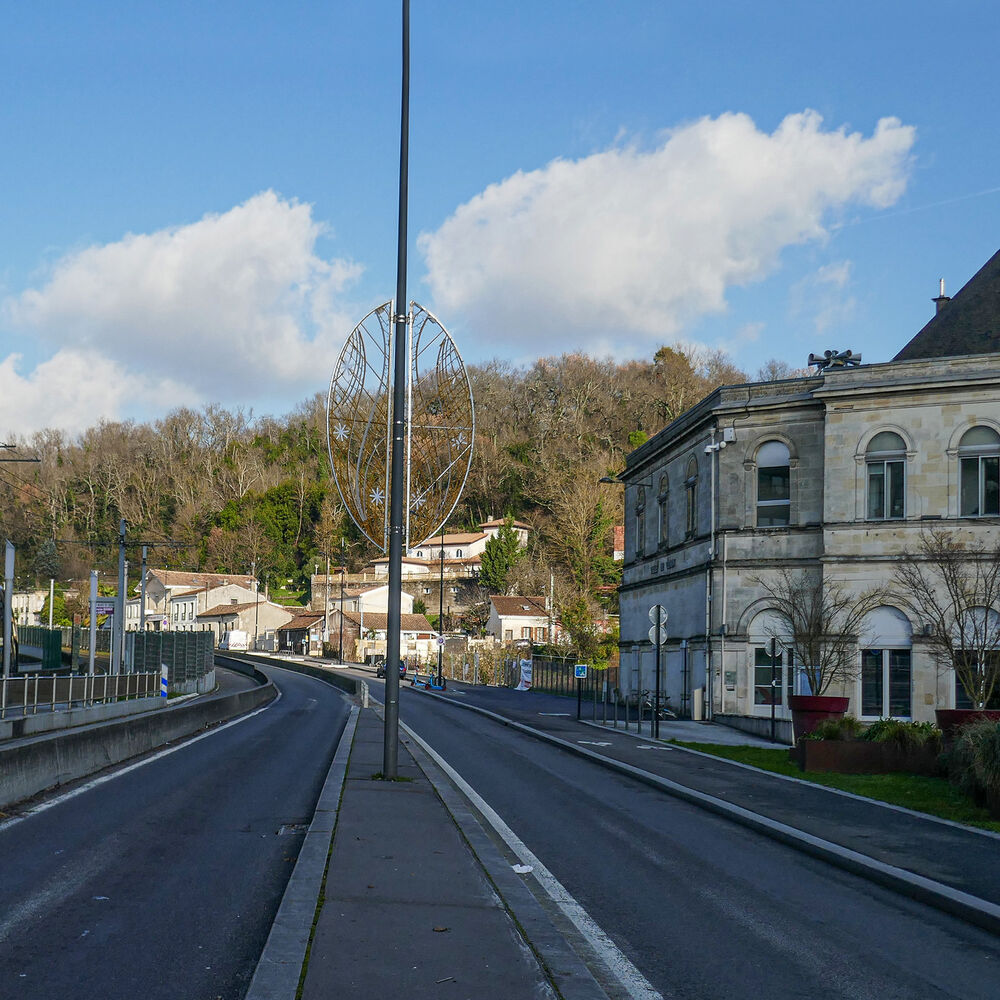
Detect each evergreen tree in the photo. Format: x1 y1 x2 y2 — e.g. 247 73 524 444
478 517 522 595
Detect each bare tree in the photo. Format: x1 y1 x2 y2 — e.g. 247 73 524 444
891 528 1000 709
751 567 885 696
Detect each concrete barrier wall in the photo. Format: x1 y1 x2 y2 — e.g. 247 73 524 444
0 679 275 812
222 653 360 697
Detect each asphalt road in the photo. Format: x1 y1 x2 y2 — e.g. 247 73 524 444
0 664 350 1000
369 676 1000 1000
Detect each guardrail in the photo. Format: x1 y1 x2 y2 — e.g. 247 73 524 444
0 671 160 720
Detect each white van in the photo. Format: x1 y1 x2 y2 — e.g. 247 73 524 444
218 629 250 651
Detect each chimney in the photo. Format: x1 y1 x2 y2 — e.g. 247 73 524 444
933 277 951 314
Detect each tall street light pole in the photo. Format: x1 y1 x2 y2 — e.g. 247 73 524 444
339 538 346 663
437 539 445 684
383 0 410 777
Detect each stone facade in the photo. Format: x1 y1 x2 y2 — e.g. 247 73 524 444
619 352 1000 731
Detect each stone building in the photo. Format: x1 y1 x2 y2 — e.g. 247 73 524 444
618 249 1000 740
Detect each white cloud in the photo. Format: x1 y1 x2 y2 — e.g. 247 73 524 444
2 191 362 425
0 350 199 436
419 111 915 356
789 259 857 335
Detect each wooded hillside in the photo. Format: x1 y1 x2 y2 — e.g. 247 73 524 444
0 346 795 615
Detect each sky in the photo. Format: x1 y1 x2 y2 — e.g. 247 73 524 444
1 1 998 436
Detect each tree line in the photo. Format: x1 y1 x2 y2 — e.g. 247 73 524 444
1 346 798 623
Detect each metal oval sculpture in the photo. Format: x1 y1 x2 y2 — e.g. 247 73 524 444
327 301 474 552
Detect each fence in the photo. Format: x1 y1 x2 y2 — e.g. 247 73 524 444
520 656 620 700
0 671 160 720
15 626 63 670
126 631 214 686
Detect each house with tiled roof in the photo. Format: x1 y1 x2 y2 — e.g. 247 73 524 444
487 595 553 644
276 611 327 655
338 609 438 664
370 518 531 580
197 599 295 647
125 568 259 632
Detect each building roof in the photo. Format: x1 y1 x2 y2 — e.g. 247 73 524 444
198 601 261 618
169 589 203 600
341 610 435 632
278 612 325 631
151 569 257 590
895 248 1000 361
490 595 548 618
479 518 531 530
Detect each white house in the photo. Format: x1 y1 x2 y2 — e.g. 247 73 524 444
487 595 551 643
126 570 259 631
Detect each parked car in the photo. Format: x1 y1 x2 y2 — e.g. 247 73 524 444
376 658 407 679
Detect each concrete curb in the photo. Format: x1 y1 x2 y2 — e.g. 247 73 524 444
245 704 359 1000
0 675 276 811
418 688 1000 937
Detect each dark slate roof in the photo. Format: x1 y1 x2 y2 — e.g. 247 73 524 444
894 248 1000 361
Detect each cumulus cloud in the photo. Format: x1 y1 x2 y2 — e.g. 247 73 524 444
419 111 915 355
0 350 199 436
2 191 361 430
789 260 856 335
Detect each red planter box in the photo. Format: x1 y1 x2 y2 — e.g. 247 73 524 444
788 694 849 742
790 740 941 775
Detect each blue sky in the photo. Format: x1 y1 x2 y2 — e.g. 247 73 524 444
1 1 998 434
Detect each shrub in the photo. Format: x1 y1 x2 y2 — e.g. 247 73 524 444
802 715 864 741
862 718 942 753
943 719 1000 806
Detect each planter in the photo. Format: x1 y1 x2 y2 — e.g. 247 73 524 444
934 709 1000 741
788 694 849 742
790 739 941 775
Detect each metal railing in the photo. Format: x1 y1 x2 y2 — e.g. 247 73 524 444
0 671 161 721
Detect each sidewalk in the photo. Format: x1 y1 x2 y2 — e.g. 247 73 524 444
293 707 608 1000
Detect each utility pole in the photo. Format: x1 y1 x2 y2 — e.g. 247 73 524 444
139 546 148 632
2 541 14 679
114 519 126 673
339 538 346 663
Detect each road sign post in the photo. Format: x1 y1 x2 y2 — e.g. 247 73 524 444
574 663 587 720
768 636 781 743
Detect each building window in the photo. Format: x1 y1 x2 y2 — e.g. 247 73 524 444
685 458 698 537
861 648 911 717
456 549 463 558
756 441 791 527
959 426 1000 517
521 627 532 639
753 646 793 709
866 431 906 520
634 487 646 558
657 475 669 548
504 629 513 641
535 627 546 641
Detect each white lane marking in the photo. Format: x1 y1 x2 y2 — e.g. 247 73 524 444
0 688 282 835
636 745 675 751
400 720 665 1000
538 712 570 716
577 740 613 747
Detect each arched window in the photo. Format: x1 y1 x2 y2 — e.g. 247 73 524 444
959 426 1000 517
756 441 791 526
685 458 698 538
456 549 463 558
634 487 647 558
866 431 906 520
657 475 669 548
860 607 912 718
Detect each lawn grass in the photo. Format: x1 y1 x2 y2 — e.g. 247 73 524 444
671 741 1000 834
